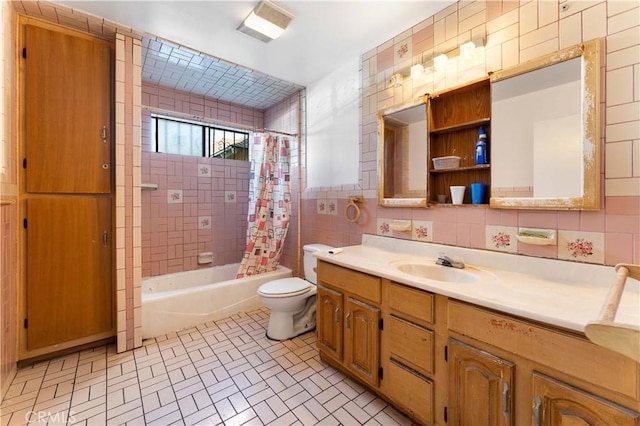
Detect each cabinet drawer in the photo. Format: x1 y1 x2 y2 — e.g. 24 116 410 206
318 261 380 304
386 359 434 425
387 315 434 375
388 282 434 324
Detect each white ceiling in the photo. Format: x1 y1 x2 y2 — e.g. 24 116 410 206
57 0 456 109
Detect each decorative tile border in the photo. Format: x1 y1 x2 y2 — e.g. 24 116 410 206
225 191 237 203
167 189 183 204
412 220 433 242
198 216 212 230
485 225 518 253
558 231 604 264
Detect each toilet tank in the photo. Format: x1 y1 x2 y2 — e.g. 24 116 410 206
302 244 335 284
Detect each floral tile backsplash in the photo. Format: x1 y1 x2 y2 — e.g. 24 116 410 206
377 218 392 236
558 230 605 264
315 198 337 215
485 225 518 254
198 164 211 177
412 220 433 242
198 216 211 230
167 189 183 204
225 191 237 203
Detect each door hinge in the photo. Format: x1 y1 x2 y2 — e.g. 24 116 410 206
22 48 26 59
379 318 384 330
444 406 448 423
444 345 448 362
23 218 27 229
378 367 383 380
23 318 28 329
22 158 26 169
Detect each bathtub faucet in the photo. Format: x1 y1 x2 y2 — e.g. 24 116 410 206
436 253 465 269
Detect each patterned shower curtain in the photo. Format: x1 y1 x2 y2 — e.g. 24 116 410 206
236 133 292 278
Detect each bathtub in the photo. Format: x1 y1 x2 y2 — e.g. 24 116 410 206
142 263 292 339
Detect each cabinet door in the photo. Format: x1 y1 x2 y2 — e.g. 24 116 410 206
317 286 343 362
26 197 113 349
449 339 514 426
25 24 111 194
533 373 640 426
344 297 380 388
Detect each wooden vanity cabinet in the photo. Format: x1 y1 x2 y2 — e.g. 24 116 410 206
381 281 440 425
316 262 640 425
316 286 343 363
448 339 514 426
532 373 640 426
316 261 381 389
448 300 640 425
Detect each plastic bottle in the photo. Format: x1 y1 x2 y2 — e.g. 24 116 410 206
475 126 487 165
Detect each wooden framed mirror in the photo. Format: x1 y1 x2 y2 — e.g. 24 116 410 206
378 99 428 207
489 39 601 210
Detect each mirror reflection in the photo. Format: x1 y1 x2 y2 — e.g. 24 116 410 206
378 102 428 207
490 39 600 210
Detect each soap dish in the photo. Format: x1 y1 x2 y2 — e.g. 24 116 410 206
516 229 556 246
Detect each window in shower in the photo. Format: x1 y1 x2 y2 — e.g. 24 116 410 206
152 115 249 161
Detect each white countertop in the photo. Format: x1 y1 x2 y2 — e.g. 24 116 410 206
314 235 640 334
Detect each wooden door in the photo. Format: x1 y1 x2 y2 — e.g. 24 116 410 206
344 297 380 388
25 24 111 194
449 339 514 426
532 373 640 426
317 286 343 362
26 197 112 349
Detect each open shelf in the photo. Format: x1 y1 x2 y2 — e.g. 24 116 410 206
427 78 491 205
429 118 491 135
430 164 491 174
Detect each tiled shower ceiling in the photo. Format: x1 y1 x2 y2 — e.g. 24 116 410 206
142 36 305 110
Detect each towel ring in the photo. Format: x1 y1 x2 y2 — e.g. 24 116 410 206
344 196 363 223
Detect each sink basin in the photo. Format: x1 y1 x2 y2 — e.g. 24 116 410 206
390 259 480 283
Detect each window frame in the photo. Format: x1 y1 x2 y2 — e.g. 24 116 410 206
151 114 250 161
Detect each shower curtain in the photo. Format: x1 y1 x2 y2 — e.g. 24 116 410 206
236 132 292 278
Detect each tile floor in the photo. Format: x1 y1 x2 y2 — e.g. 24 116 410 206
1 308 414 426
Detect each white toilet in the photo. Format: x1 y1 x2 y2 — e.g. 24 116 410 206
258 243 334 340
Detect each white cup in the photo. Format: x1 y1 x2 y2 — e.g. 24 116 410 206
450 186 465 205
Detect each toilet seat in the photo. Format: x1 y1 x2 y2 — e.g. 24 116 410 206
258 277 313 298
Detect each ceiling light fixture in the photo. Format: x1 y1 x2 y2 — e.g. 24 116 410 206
237 1 294 43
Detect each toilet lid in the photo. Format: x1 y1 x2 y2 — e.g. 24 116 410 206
259 278 312 296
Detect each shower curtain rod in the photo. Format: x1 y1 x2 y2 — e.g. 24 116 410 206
143 106 298 137
257 128 298 137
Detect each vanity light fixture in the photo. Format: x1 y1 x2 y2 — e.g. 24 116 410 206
410 63 425 79
411 37 485 78
460 38 485 60
389 73 404 87
237 1 294 43
433 53 449 71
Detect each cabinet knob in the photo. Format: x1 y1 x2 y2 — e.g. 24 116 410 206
345 311 351 329
101 125 107 143
333 306 340 324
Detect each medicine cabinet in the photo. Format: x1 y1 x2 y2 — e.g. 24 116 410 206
378 100 428 207
489 39 601 210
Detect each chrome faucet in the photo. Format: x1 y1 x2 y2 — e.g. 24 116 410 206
436 253 465 269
